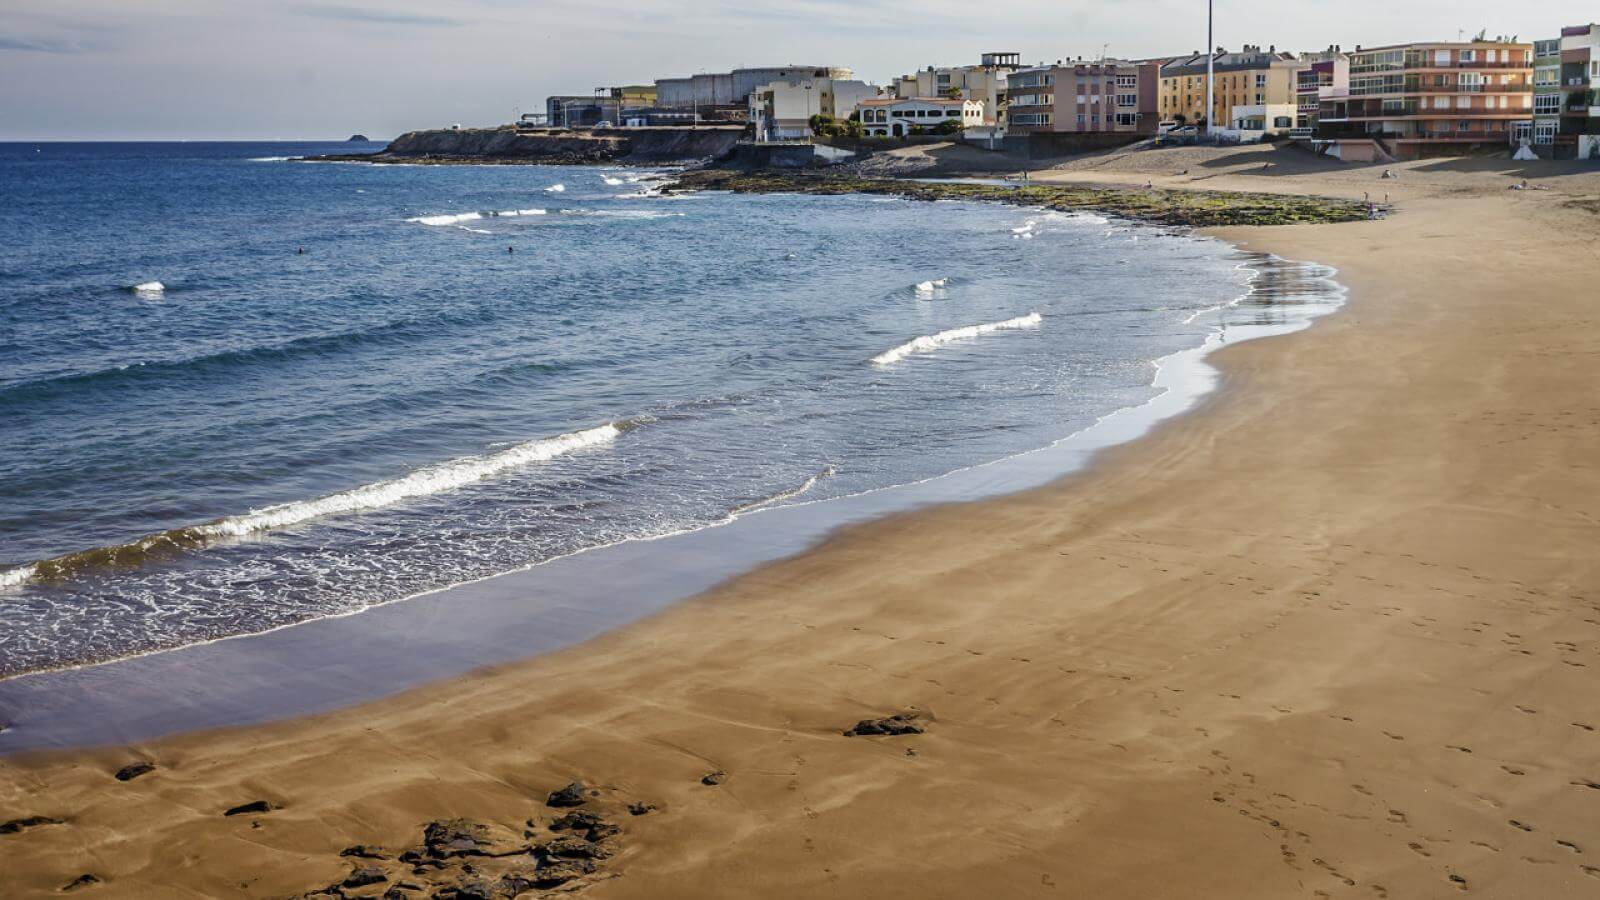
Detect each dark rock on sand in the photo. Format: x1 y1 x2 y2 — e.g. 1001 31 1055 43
114 762 156 782
341 844 389 860
224 800 277 816
533 858 596 888
701 770 728 786
545 781 590 808
420 818 526 858
342 865 387 888
542 835 611 860
844 713 925 736
627 801 657 816
62 873 101 891
433 879 495 900
1 815 65 834
382 884 424 899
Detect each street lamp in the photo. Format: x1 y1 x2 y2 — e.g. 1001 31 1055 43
1205 0 1216 138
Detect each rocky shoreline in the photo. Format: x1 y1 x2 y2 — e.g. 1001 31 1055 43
306 126 742 167
666 168 1377 227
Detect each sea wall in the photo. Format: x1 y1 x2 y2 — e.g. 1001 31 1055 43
316 126 744 165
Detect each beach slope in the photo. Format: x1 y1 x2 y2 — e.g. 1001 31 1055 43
3 152 1599 898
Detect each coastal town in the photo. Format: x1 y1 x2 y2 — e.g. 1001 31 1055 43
525 23 1600 163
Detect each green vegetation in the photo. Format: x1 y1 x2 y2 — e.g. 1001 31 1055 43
667 169 1374 227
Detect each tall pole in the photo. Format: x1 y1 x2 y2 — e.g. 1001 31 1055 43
1205 0 1216 137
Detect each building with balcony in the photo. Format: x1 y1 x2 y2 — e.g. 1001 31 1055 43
1159 46 1306 127
1316 39 1534 161
1551 24 1600 159
1293 51 1350 142
891 53 1022 127
749 78 880 141
855 97 985 137
1534 37 1563 148
1005 59 1161 136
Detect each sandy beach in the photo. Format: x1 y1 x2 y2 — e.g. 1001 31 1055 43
4 147 1599 898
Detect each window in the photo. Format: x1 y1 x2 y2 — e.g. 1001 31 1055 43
1534 120 1557 144
1534 94 1560 114
946 110 960 117
1117 93 1137 107
1255 73 1267 88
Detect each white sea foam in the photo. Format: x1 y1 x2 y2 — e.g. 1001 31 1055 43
408 212 483 227
194 424 623 539
493 209 547 217
0 563 37 589
872 313 1042 366
602 176 626 186
456 226 493 235
567 209 683 220
733 466 835 513
248 156 293 163
544 184 566 193
132 281 165 295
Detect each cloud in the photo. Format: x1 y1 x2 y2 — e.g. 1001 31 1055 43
0 34 91 53
296 4 465 27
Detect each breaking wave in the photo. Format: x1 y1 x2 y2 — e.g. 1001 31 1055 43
0 423 634 589
871 313 1043 367
408 212 483 227
131 281 165 295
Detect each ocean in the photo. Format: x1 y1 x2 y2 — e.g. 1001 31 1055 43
0 141 1319 680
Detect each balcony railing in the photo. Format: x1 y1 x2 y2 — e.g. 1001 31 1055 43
1288 127 1315 139
1405 130 1514 142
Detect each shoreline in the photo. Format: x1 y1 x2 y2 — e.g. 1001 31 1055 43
0 246 1343 750
4 150 1598 899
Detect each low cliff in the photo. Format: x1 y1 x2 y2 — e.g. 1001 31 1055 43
312 126 743 165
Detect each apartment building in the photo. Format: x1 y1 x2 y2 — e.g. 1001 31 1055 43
1293 52 1350 141
1534 37 1562 148
1005 59 1161 135
856 97 985 137
1159 46 1304 126
749 78 880 141
1316 40 1534 160
891 53 1022 126
1550 24 1600 159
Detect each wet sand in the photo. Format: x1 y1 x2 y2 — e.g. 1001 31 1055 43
3 150 1599 898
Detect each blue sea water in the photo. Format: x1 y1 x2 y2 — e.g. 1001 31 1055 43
0 141 1280 677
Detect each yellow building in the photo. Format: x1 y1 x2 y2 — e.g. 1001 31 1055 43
1158 45 1306 126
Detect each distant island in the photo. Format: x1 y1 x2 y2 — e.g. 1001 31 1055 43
347 134 370 142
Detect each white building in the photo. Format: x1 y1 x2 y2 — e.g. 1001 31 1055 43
656 66 853 110
750 78 881 140
856 97 986 137
891 53 1021 127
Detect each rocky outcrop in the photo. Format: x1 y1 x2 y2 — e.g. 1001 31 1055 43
844 712 926 736
312 126 742 166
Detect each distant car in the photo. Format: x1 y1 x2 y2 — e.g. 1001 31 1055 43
595 120 613 129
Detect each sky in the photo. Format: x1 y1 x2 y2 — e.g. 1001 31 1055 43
1 0 1593 140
